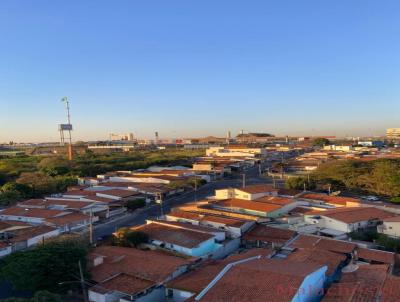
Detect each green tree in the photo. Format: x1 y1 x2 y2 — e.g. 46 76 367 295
16 172 57 197
312 138 330 147
0 238 88 293
32 291 62 302
285 176 316 190
126 199 146 211
114 228 149 247
37 157 71 177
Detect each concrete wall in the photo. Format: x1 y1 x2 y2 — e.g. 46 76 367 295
27 229 60 247
378 221 400 238
166 289 195 302
291 266 327 302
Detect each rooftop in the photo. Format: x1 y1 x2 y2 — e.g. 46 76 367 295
0 207 66 219
243 224 296 244
89 246 191 283
238 184 278 194
308 207 395 224
213 199 282 213
134 222 214 248
300 193 360 206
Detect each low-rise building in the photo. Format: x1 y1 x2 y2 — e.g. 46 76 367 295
88 246 192 302
215 184 278 200
133 221 222 257
304 207 395 234
377 216 400 238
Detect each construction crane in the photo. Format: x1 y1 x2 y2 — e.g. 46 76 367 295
59 97 73 160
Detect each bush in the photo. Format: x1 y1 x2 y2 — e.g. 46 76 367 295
285 176 316 190
390 197 400 203
114 228 149 247
126 199 146 211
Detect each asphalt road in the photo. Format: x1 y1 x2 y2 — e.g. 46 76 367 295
92 165 284 240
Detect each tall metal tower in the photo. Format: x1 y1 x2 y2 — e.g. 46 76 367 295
59 97 73 160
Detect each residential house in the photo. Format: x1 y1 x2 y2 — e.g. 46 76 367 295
88 246 192 302
133 220 222 257
304 207 395 234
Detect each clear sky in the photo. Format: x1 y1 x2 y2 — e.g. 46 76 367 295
1 0 400 143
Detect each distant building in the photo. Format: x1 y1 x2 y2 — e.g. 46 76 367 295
109 133 135 141
386 128 400 140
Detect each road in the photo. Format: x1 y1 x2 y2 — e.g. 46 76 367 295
92 165 284 239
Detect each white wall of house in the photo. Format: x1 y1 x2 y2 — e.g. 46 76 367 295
109 176 170 184
291 266 327 302
0 245 12 257
0 215 44 224
88 290 122 302
27 229 60 247
378 221 400 238
166 289 195 302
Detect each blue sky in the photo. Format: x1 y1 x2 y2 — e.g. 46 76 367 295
1 1 400 142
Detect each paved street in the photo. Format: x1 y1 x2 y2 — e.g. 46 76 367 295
92 165 284 240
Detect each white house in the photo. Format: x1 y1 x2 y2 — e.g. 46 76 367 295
377 216 400 238
304 207 395 233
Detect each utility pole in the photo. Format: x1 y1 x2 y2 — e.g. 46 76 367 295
258 163 262 176
303 182 306 192
89 209 93 246
272 175 276 188
242 173 246 188
78 260 88 302
194 178 198 202
157 193 164 217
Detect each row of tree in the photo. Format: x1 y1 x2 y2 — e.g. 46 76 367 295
0 149 204 206
285 158 400 199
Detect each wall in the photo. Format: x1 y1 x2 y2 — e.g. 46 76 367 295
27 229 60 247
88 290 121 302
379 221 400 238
291 266 327 302
166 289 195 302
0 246 12 257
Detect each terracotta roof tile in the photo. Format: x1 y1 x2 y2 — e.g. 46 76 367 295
357 248 395 265
238 184 278 194
309 207 395 224
90 273 155 295
134 222 214 248
213 199 282 213
89 246 190 283
243 224 296 244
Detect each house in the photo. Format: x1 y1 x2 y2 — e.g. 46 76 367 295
286 248 346 283
0 207 69 224
304 207 395 233
0 225 60 257
132 221 222 257
206 146 267 158
322 265 396 302
211 199 286 218
377 216 400 238
289 234 357 256
215 184 278 200
88 246 192 302
243 224 296 248
165 210 254 238
45 212 91 232
299 193 361 208
168 256 327 302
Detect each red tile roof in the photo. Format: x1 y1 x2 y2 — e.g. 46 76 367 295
289 234 356 254
309 207 395 224
0 207 66 219
89 246 191 283
238 184 278 194
45 213 89 226
134 222 214 248
90 273 155 295
287 248 346 275
243 224 296 244
255 196 293 206
97 189 141 198
213 199 282 213
381 275 400 302
301 193 360 205
7 225 58 243
357 248 395 265
200 258 325 302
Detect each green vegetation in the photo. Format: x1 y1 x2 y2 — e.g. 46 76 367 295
312 138 330 147
349 230 400 253
311 159 400 198
0 237 88 295
285 176 316 190
126 198 146 211
113 228 149 247
0 149 202 206
1 291 62 302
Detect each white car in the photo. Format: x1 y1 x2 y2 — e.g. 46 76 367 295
363 195 379 201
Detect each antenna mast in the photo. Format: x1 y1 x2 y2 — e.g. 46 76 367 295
60 97 73 160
